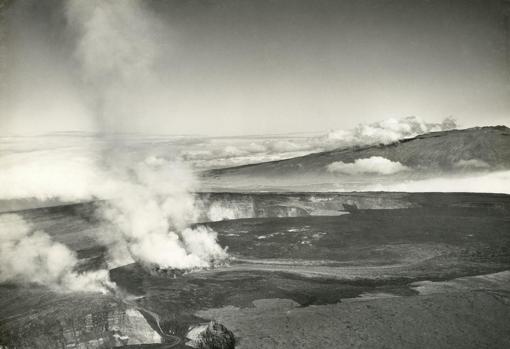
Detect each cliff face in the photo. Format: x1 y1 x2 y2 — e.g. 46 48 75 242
195 192 415 222
0 289 161 349
5 192 510 231
60 308 161 349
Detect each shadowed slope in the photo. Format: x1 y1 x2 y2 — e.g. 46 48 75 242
205 126 510 177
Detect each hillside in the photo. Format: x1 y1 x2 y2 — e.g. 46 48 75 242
205 126 510 178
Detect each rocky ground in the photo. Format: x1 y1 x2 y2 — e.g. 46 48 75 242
1 192 510 348
197 274 510 349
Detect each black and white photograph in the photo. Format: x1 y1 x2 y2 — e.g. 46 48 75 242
1 0 510 348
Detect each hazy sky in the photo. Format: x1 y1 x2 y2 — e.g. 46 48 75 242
1 0 509 135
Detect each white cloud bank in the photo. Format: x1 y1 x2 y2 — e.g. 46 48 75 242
1 116 458 172
178 116 457 170
327 156 410 175
363 171 510 194
326 116 456 146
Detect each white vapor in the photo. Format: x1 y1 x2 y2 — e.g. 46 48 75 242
65 0 170 132
0 214 113 293
63 0 228 270
326 116 457 146
363 171 510 194
96 154 228 269
0 143 228 270
0 0 228 291
327 156 410 175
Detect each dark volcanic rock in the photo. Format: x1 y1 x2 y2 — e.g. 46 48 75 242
186 321 235 349
0 288 161 349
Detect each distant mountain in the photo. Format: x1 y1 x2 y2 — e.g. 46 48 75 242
205 126 510 178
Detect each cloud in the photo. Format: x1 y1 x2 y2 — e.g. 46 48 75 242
0 147 108 202
181 116 458 170
363 171 510 194
326 116 457 146
326 156 410 175
0 214 114 293
453 159 491 169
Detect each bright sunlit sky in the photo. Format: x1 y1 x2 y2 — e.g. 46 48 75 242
1 0 509 136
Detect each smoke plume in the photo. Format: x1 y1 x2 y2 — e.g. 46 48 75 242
65 0 170 132
0 0 228 293
0 213 113 293
95 154 228 269
0 141 229 268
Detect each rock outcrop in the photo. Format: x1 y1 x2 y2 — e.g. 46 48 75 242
186 321 235 349
0 298 161 349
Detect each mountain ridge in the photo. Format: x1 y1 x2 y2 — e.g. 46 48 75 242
204 125 510 177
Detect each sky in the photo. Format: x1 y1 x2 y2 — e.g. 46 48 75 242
0 0 509 136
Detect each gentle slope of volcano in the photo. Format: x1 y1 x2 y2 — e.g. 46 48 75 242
205 126 510 177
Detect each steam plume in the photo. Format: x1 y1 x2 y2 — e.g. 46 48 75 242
0 213 113 293
0 0 228 292
62 0 228 269
65 0 169 131
96 154 228 269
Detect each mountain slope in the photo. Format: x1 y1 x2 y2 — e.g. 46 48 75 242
205 126 510 178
